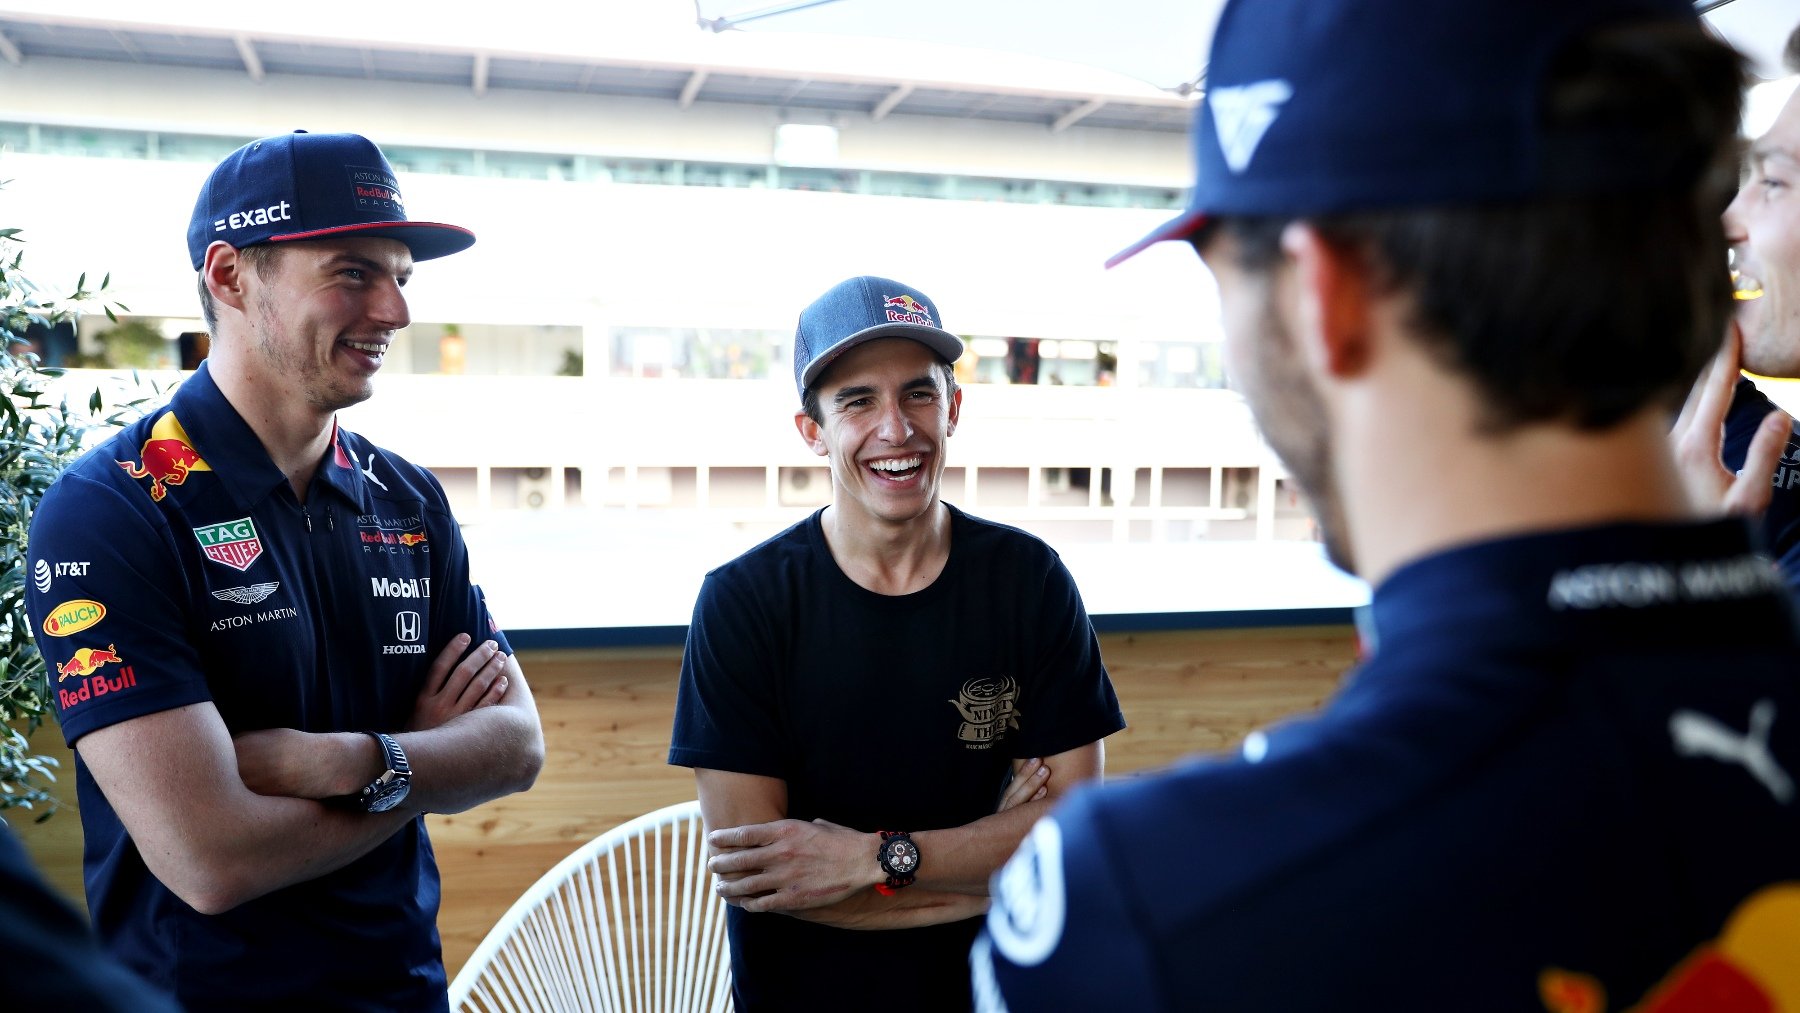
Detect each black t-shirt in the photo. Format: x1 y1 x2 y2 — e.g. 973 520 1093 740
977 520 1800 1011
670 505 1124 1012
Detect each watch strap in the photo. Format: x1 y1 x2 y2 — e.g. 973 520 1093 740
357 731 411 811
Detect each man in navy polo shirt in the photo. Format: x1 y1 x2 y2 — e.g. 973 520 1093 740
669 276 1125 1011
25 131 545 1011
978 2 1800 1010
1676 25 1800 590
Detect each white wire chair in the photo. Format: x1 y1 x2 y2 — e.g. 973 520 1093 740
449 800 734 1013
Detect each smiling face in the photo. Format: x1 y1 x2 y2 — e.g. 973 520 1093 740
238 235 414 415
1725 90 1800 378
796 337 960 531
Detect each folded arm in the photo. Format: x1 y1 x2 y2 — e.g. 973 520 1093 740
698 742 1103 928
82 636 545 915
232 635 545 814
79 700 411 916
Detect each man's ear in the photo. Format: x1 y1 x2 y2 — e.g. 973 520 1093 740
201 242 251 316
1281 222 1375 379
945 383 962 437
794 410 828 457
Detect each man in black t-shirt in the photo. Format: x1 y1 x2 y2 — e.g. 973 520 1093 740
668 276 1124 1011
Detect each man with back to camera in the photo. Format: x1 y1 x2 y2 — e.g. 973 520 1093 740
668 275 1126 1011
976 1 1800 1009
24 130 545 1011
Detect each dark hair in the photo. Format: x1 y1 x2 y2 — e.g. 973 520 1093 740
1786 22 1800 74
1207 19 1744 432
195 243 283 332
801 356 959 424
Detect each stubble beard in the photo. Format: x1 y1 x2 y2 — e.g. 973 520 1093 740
252 289 373 414
1242 299 1356 577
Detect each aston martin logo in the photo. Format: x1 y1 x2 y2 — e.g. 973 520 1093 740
212 582 280 605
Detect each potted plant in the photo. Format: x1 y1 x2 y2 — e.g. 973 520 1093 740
0 217 135 822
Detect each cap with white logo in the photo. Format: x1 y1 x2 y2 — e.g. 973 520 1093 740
1107 0 1700 267
186 131 475 270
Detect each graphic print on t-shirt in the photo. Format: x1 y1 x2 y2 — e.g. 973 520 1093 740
951 675 1021 748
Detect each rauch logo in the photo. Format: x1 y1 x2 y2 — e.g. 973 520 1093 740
41 599 106 637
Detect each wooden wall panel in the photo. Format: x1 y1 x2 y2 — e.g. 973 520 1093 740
3 626 1355 982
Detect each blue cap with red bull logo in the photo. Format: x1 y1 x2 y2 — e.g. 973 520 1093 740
793 276 964 397
187 131 475 270
1107 0 1701 267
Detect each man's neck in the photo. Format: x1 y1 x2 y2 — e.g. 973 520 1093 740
1341 400 1694 588
819 501 953 596
207 356 334 501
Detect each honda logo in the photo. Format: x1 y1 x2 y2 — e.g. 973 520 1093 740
396 611 421 642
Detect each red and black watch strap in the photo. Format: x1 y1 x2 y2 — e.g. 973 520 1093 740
875 829 919 895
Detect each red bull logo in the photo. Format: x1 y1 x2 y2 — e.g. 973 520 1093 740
41 598 106 637
57 644 121 681
1541 882 1800 1012
882 293 935 326
397 532 428 547
57 665 138 711
116 413 211 502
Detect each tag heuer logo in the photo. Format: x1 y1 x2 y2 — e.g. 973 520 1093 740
193 518 265 572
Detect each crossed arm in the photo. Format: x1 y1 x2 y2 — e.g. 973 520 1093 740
76 634 544 915
695 741 1103 931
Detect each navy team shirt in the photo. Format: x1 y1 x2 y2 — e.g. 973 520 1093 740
1723 377 1800 592
26 362 509 1012
977 520 1800 1011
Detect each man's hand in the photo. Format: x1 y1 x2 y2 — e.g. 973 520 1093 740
409 633 510 731
708 818 879 913
997 757 1050 812
1673 325 1792 518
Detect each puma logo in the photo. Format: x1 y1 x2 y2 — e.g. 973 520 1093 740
346 444 389 492
1669 700 1793 803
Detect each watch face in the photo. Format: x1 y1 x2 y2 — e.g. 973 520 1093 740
884 838 919 874
365 776 411 813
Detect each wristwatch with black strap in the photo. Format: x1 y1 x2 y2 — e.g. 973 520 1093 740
875 830 919 895
352 731 412 813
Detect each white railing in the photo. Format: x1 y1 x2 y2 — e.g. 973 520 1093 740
46 370 1298 544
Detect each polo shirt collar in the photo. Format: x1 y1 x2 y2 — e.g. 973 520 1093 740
1361 519 1797 663
169 362 372 514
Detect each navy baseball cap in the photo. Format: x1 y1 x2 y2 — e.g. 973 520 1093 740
793 276 964 397
1108 0 1700 267
187 131 475 270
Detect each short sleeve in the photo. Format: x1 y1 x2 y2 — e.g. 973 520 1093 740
975 798 1163 1012
667 567 788 778
1012 554 1125 759
26 472 213 746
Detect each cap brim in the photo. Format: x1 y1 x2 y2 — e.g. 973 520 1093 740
800 323 965 393
1104 207 1210 269
270 220 477 262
